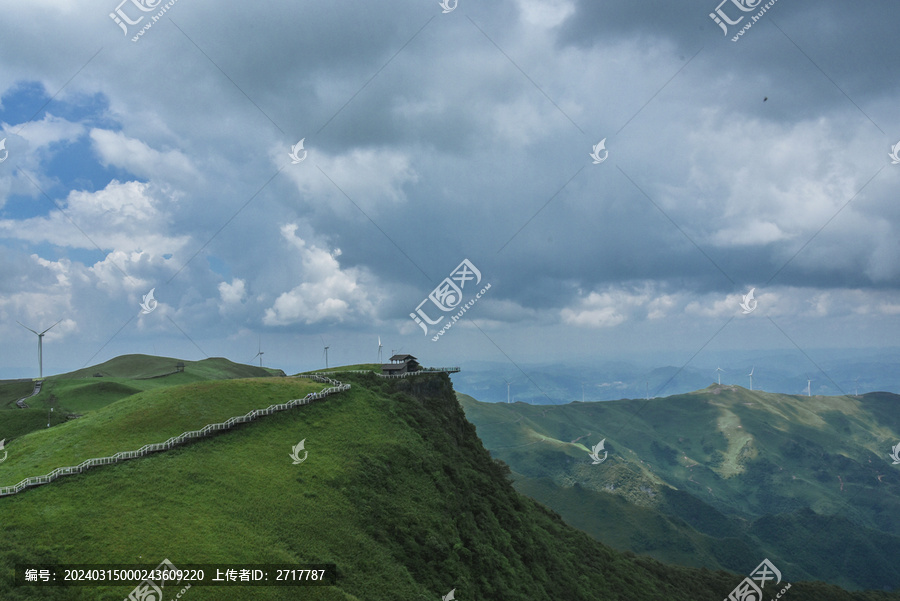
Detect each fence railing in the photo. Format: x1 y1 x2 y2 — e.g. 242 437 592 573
310 367 460 378
0 375 348 498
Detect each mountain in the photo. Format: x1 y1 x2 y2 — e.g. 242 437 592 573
458 385 900 592
0 363 897 600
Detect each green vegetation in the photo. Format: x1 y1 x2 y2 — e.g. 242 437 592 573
0 355 283 438
458 386 900 592
0 380 38 409
0 364 897 600
0 378 325 487
56 354 281 381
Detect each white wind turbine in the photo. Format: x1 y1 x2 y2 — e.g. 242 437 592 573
251 337 264 367
377 336 383 364
748 366 754 391
17 319 61 380
806 375 811 397
716 366 724 385
504 379 514 403
321 336 330 370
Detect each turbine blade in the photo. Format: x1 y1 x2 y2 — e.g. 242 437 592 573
16 321 39 335
39 319 62 335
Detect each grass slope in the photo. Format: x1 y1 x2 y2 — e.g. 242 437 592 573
458 387 900 591
0 355 284 440
0 380 38 409
57 354 281 381
0 378 325 487
1 372 897 600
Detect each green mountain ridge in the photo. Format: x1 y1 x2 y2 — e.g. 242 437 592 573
458 386 900 592
0 354 283 441
0 360 896 600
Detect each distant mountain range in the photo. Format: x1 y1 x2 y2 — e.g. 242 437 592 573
459 385 900 592
453 347 900 404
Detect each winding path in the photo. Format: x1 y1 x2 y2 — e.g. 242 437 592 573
15 380 42 409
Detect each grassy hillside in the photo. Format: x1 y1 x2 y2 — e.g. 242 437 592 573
1 369 897 600
57 354 282 380
458 387 900 591
0 378 325 487
0 355 284 441
0 380 38 409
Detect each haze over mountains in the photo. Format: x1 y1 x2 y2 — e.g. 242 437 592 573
454 347 900 404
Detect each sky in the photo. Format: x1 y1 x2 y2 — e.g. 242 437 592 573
0 0 898 397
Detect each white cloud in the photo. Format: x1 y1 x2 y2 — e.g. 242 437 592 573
561 286 652 328
90 129 198 181
678 114 864 249
515 0 575 28
0 179 189 255
684 295 741 319
282 146 417 214
4 113 84 149
263 224 378 325
647 294 677 320
0 180 189 296
218 278 248 316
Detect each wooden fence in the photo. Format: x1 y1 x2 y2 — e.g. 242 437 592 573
0 375 348 498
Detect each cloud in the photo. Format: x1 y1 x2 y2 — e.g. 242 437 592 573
561 286 653 328
515 0 576 28
0 0 897 376
90 128 199 182
4 113 84 149
219 278 247 306
263 224 378 325
0 179 189 255
282 146 418 215
217 278 249 318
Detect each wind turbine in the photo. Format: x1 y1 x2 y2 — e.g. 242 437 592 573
716 366 724 385
748 366 754 391
251 337 264 367
377 336 383 364
855 377 859 397
806 375 811 397
504 379 514 403
321 336 329 370
17 319 61 379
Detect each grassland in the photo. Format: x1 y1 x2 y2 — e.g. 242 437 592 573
0 378 325 487
0 355 283 441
